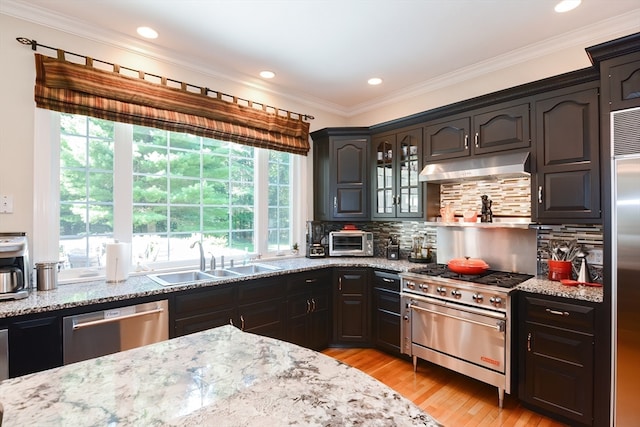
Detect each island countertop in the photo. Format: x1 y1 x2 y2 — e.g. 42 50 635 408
0 325 441 426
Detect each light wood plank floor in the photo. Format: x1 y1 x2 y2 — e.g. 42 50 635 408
322 347 568 427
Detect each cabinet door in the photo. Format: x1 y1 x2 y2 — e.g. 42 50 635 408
396 128 423 218
606 53 640 111
287 271 331 350
8 315 62 377
373 289 401 354
331 137 369 220
523 323 594 425
473 103 530 154
237 278 287 340
372 133 396 218
534 86 600 223
423 117 471 162
334 269 370 344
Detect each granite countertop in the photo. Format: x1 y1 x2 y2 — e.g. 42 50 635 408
0 257 419 319
0 325 441 427
0 257 603 319
516 276 603 303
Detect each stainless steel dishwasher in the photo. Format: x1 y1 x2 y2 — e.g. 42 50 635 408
63 300 168 364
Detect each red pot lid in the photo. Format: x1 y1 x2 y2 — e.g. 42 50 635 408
448 257 489 268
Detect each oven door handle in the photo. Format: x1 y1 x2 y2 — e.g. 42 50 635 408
409 304 506 332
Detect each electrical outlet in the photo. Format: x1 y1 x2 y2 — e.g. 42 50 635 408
586 249 603 266
0 194 14 214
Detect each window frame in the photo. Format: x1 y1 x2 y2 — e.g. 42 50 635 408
33 110 307 282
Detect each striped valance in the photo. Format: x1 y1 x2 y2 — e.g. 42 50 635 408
34 53 310 155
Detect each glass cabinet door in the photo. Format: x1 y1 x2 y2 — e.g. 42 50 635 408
397 131 421 216
374 137 394 215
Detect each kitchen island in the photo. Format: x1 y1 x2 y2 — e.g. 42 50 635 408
0 324 441 426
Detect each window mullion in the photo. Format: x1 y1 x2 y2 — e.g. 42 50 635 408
113 123 133 243
254 149 269 256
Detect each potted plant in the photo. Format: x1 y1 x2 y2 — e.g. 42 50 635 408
291 243 299 255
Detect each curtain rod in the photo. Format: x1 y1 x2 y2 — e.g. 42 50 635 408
16 37 314 121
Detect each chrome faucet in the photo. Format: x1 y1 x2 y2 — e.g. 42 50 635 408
209 252 216 271
190 241 205 271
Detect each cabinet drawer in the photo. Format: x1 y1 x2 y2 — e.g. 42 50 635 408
527 323 593 365
373 270 400 292
174 285 235 317
524 296 595 332
374 289 400 314
287 271 330 294
237 278 286 304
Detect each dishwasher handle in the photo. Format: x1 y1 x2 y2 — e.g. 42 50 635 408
72 306 165 330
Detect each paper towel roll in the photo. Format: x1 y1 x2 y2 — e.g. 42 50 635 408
105 241 131 283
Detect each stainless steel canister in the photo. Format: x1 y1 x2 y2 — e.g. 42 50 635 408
35 262 59 291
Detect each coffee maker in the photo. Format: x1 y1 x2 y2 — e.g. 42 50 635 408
0 232 31 300
305 221 326 258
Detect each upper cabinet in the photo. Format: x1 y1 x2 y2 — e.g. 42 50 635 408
371 127 423 219
532 82 601 224
423 101 531 163
311 128 370 221
606 52 640 111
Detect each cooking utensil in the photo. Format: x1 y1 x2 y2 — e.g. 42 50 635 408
447 256 489 275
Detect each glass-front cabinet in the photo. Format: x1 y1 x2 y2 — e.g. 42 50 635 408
371 127 423 219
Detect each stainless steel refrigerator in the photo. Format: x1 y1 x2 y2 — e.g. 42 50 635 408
611 106 640 426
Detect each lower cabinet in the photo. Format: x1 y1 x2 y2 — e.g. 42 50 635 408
287 270 332 350
173 283 236 337
237 278 287 341
333 268 370 345
372 270 401 355
518 293 597 426
5 314 62 378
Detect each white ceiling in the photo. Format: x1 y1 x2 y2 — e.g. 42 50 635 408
3 0 640 116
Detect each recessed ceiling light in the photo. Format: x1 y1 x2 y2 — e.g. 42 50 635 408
137 26 158 39
259 70 276 79
554 0 581 13
368 77 383 86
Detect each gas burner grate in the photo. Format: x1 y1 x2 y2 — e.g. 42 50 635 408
410 265 533 288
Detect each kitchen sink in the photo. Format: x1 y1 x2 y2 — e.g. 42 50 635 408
225 263 282 275
148 270 232 286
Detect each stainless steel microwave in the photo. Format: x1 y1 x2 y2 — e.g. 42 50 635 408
328 231 374 257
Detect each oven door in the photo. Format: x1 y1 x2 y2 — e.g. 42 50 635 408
408 295 506 373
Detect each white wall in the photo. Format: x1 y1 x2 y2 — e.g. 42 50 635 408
0 14 346 254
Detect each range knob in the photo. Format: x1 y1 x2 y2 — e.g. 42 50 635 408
406 281 416 290
436 286 447 295
451 290 462 298
489 296 503 306
472 293 484 302
419 283 428 291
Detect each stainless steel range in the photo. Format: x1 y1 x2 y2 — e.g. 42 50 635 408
400 265 533 408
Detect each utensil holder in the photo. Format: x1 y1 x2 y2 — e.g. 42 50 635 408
35 262 59 291
548 260 572 281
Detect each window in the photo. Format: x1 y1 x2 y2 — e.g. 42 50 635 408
43 112 305 277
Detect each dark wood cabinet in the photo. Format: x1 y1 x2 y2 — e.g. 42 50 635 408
311 128 370 221
372 270 401 354
518 293 597 426
237 278 287 341
604 51 640 111
6 314 62 378
287 270 332 350
333 268 370 345
371 127 423 219
423 101 530 162
173 284 236 337
532 83 600 223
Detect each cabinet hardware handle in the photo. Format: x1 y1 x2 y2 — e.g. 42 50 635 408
545 308 569 316
334 196 337 209
464 135 469 150
382 278 394 283
311 298 316 312
306 300 311 313
396 194 400 206
339 277 342 291
475 132 479 148
229 318 234 327
72 307 164 330
538 186 543 204
527 332 532 352
240 315 245 331
305 279 317 283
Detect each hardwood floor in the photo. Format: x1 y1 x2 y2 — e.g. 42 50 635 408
322 347 568 427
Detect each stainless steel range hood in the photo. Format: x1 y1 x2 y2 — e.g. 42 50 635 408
419 151 531 183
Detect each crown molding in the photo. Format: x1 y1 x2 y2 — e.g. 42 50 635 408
3 1 639 120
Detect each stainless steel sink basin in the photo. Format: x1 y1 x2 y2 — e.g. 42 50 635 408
148 270 221 286
225 263 282 275
208 269 244 278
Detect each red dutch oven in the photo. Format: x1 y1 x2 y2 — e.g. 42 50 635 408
447 256 489 275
